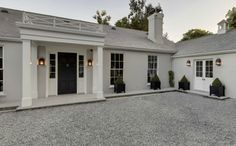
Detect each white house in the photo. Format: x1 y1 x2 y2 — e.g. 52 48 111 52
0 7 236 108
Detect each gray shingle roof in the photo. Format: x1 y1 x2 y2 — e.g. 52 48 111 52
175 29 236 57
0 7 175 53
2 7 235 56
103 25 175 52
0 8 21 38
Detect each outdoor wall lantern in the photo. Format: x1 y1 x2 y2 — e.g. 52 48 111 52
186 60 191 67
88 59 93 67
38 58 46 66
216 58 222 66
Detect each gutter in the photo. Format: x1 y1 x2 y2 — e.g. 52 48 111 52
104 45 177 54
0 37 21 43
172 49 236 58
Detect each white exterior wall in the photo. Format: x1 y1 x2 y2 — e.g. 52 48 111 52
173 53 236 98
0 41 22 103
103 49 172 94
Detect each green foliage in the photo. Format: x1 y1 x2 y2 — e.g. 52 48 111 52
212 78 223 87
180 29 213 41
115 0 162 31
115 76 125 85
226 7 236 29
180 76 189 83
115 17 130 28
93 10 111 25
168 71 175 87
151 74 160 82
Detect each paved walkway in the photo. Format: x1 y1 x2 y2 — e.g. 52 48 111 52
0 92 236 145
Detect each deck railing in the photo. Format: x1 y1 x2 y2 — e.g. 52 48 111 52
22 12 103 33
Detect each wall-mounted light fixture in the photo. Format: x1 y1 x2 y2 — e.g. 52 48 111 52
216 58 222 66
38 58 46 66
186 60 191 67
88 59 93 67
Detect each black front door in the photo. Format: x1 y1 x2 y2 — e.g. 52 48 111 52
58 53 77 94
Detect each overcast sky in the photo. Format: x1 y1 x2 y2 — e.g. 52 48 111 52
0 0 235 42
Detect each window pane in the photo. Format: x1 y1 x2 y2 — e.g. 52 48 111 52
0 59 2 69
50 73 55 78
120 54 123 61
50 54 55 59
0 47 2 58
111 54 114 61
49 54 56 79
79 55 84 78
0 70 2 80
0 81 2 92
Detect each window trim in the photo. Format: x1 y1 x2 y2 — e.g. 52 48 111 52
147 55 158 83
110 52 124 86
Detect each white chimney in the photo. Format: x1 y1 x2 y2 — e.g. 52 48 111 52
148 12 164 44
217 19 229 34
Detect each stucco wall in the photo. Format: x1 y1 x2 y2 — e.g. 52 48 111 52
103 49 172 94
172 53 236 98
0 41 22 103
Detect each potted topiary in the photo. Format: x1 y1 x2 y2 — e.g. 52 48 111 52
150 74 161 90
178 75 190 90
210 78 225 97
168 71 175 87
114 76 126 93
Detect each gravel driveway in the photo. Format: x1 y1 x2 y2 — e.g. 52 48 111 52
0 92 236 146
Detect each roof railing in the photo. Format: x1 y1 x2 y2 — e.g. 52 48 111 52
22 12 103 33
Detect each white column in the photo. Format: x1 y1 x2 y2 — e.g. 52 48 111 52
22 40 32 107
92 46 104 98
97 46 104 98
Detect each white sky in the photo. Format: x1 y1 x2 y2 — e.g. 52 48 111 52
0 0 235 42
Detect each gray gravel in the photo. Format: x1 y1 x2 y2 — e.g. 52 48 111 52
0 92 236 146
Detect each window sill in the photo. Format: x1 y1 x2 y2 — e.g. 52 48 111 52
109 85 114 88
0 92 6 97
147 83 150 86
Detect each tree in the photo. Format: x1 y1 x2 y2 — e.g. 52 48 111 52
226 7 236 29
115 17 130 28
180 29 213 41
93 10 111 25
115 0 162 31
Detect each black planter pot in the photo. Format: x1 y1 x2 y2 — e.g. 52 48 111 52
178 82 190 90
150 81 161 90
210 85 225 97
114 84 126 93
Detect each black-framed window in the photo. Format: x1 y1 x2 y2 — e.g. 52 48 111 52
147 55 157 83
205 60 213 78
0 47 3 92
110 53 124 85
79 55 84 78
49 54 56 78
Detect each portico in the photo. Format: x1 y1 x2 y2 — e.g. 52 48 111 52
17 12 106 107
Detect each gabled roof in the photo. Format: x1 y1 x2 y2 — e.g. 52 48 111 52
103 25 175 52
0 7 176 53
174 29 236 57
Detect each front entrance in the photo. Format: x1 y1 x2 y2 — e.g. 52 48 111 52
58 53 77 94
194 60 214 92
